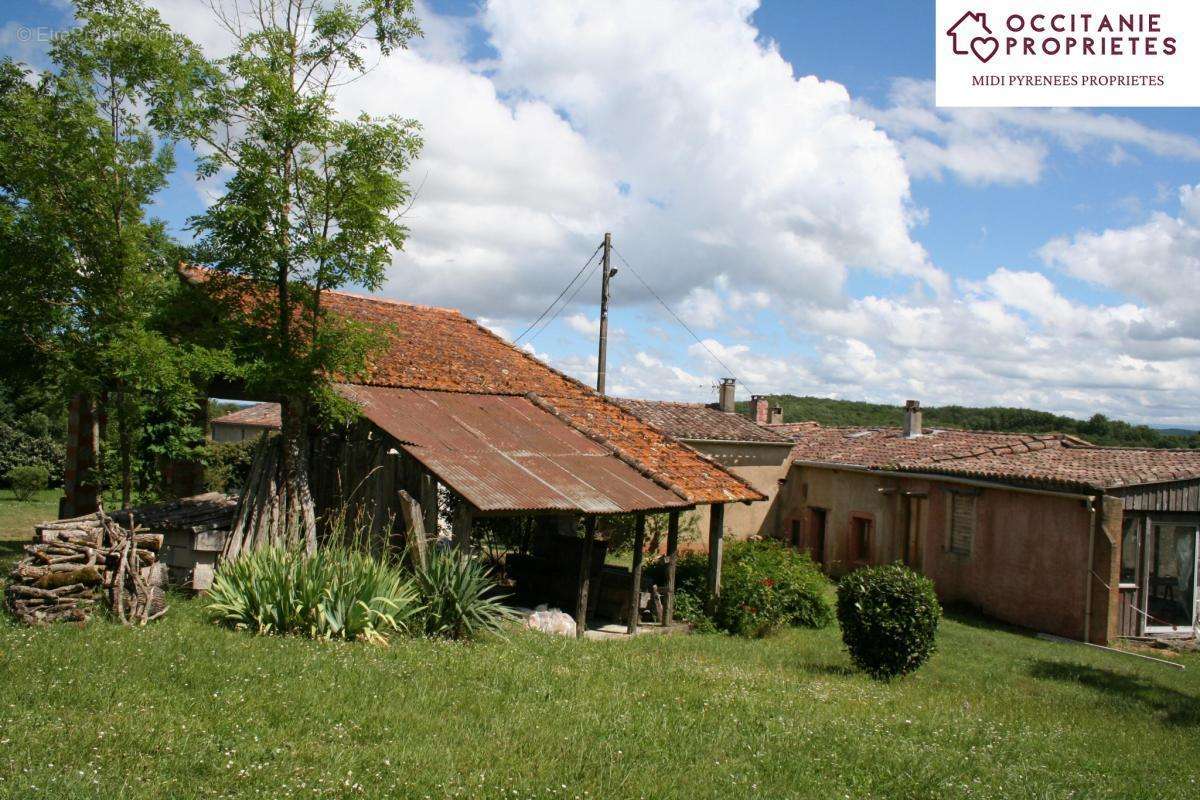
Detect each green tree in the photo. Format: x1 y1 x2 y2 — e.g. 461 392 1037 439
0 0 216 507
182 0 422 550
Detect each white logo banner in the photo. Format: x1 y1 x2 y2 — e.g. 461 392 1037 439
936 0 1200 106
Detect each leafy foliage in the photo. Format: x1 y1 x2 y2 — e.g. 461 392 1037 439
7 465 49 501
672 540 833 637
0 421 64 488
0 0 223 506
202 438 260 495
743 395 1200 449
836 564 941 680
414 548 517 641
174 0 424 546
206 546 423 644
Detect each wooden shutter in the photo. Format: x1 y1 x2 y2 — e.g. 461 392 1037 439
949 494 976 555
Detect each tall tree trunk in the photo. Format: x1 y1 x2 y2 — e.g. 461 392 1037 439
117 386 132 509
280 394 317 554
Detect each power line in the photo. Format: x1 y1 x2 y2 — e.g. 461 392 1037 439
513 242 603 345
525 252 605 346
611 245 754 395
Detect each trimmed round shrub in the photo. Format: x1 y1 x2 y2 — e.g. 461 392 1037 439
836 564 940 680
672 539 833 637
7 465 49 501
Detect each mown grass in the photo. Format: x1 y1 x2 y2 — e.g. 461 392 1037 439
0 597 1198 799
0 488 61 541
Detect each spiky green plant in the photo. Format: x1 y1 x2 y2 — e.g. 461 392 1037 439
206 546 422 644
414 548 517 640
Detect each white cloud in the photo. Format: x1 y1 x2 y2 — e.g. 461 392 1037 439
564 313 599 335
98 2 1200 422
866 79 1200 186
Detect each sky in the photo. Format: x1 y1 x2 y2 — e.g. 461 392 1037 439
4 0 1200 424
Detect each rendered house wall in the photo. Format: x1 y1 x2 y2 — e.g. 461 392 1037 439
685 442 791 544
774 465 1119 643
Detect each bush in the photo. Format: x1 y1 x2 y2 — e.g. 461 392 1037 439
7 465 49 501
203 438 258 494
0 422 63 488
206 546 423 643
672 539 833 637
836 564 940 680
414 548 517 640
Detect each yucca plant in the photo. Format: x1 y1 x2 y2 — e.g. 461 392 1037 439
206 546 423 644
414 548 517 640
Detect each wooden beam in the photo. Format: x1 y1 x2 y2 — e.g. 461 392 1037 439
664 509 680 626
420 472 438 536
397 489 428 570
576 516 597 639
627 513 647 635
452 501 473 552
706 503 725 611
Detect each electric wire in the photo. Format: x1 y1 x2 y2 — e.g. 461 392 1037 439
524 249 605 346
513 242 603 345
611 245 754 395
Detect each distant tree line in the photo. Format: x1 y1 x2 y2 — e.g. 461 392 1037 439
739 396 1200 450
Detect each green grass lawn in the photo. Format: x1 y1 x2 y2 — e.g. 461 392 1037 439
0 599 1197 800
0 488 62 541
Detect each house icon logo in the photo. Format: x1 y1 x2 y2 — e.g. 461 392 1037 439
946 10 999 63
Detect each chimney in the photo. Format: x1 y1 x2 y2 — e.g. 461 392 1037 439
903 399 922 438
768 405 783 425
718 378 737 413
749 395 769 423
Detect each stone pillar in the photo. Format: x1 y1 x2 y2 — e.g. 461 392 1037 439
61 394 100 519
1088 495 1123 645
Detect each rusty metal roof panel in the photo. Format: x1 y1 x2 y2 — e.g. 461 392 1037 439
337 385 690 514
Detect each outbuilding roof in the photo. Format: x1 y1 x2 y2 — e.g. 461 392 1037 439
777 421 1200 492
614 398 791 444
210 402 281 429
319 288 762 504
339 385 690 514
185 268 763 506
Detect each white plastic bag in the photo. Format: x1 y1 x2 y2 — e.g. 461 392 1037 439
525 604 577 637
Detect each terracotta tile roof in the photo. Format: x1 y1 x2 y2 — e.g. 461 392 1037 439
905 442 1200 491
211 402 281 429
186 269 762 505
775 422 1200 492
613 398 791 444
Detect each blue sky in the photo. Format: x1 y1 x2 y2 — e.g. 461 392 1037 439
4 0 1200 423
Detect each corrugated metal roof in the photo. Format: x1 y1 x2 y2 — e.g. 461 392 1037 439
337 385 692 514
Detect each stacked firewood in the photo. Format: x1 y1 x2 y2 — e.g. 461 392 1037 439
5 493 236 626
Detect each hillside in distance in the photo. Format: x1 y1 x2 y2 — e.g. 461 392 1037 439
739 395 1200 450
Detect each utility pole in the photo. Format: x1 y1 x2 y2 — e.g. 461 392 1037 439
596 232 614 395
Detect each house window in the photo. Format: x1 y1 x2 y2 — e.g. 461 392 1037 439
790 519 801 548
948 493 977 556
850 516 872 564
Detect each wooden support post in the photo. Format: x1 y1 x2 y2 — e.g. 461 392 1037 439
452 502 473 552
397 490 428 570
627 513 647 635
664 509 680 626
706 503 725 611
420 473 439 537
576 516 597 638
